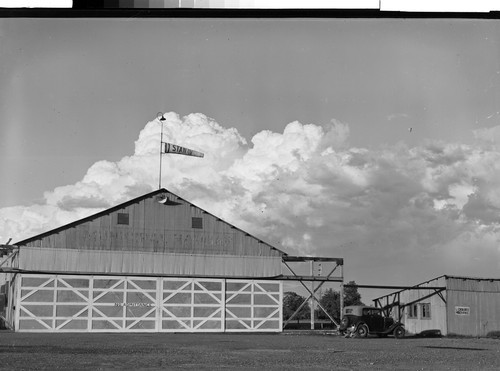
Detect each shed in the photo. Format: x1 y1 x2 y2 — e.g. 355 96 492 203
373 275 500 337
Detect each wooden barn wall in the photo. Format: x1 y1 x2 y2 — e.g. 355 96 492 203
446 277 500 337
400 291 447 335
399 276 447 335
19 247 282 277
1 251 19 330
2 273 19 329
1 250 19 286
23 192 280 259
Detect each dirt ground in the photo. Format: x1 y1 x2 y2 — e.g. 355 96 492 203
0 331 499 370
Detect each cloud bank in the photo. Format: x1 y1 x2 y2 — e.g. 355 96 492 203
1 112 500 285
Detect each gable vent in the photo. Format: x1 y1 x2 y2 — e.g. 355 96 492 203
117 213 129 225
192 217 203 229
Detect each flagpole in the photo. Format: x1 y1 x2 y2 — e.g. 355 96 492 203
157 112 166 189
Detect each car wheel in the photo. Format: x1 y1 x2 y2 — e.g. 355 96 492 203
394 326 405 339
356 324 369 338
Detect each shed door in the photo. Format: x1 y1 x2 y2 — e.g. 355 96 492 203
160 278 224 332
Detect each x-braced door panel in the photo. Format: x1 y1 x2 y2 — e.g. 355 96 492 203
91 276 157 332
160 278 224 332
225 280 282 332
18 275 91 331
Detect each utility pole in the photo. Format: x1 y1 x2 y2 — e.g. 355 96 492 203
157 112 166 189
340 264 344 323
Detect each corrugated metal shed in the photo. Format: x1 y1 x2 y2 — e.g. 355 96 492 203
446 276 500 337
374 275 500 337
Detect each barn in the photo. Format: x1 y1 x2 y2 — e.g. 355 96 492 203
373 275 500 337
0 188 294 333
1 188 344 333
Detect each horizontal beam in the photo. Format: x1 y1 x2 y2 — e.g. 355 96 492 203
283 256 344 264
278 275 343 282
345 284 446 290
0 268 343 282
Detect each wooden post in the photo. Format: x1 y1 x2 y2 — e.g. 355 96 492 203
339 264 344 326
310 260 314 330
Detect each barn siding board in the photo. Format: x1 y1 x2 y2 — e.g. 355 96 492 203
150 198 165 251
65 228 75 249
99 215 110 250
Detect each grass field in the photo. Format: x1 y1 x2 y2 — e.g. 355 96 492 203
1 331 499 370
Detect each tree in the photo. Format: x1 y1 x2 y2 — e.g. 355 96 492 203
315 282 364 322
317 288 340 320
344 280 364 307
283 291 310 323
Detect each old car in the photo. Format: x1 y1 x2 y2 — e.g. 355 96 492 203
339 305 405 338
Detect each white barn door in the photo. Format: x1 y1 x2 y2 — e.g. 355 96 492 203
225 280 282 332
91 276 158 332
15 274 281 332
160 278 224 332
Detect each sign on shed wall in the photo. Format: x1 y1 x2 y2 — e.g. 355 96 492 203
454 306 470 315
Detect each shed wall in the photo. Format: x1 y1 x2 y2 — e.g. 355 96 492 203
446 277 500 292
400 286 447 335
446 277 500 337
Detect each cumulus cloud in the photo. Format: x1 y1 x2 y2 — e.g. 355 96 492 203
1 113 500 286
473 125 500 143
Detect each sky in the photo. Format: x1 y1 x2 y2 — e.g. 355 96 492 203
1 17 500 302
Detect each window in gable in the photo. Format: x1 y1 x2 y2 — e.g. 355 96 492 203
117 213 129 225
192 217 203 229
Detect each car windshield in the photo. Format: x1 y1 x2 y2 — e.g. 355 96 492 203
362 308 382 316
